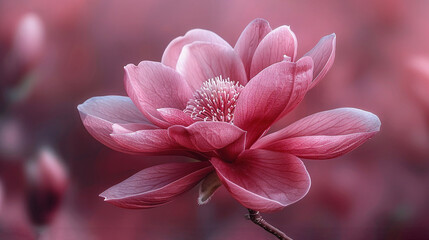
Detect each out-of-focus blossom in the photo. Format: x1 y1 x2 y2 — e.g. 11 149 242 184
0 180 3 213
25 147 68 226
407 56 429 111
0 117 25 159
12 13 45 70
0 13 45 106
78 18 380 213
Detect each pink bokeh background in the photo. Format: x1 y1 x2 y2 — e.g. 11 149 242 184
1 0 429 239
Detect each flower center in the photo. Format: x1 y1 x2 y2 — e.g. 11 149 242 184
184 76 244 123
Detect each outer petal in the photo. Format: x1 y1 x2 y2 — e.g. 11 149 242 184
176 42 247 91
249 25 298 79
304 33 336 89
168 121 245 152
211 149 310 212
77 96 155 152
111 129 181 154
234 18 272 79
253 108 381 159
234 60 313 148
266 134 377 160
100 162 213 209
162 29 231 69
124 61 193 127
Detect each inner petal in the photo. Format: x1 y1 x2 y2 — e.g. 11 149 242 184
184 76 244 123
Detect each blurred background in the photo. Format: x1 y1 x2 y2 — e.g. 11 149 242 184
1 0 428 239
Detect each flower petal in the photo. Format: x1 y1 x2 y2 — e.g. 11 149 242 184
157 108 194 126
100 162 213 209
234 18 272 79
304 33 336 89
176 42 247 91
266 134 377 160
217 132 246 162
253 108 381 159
234 60 313 148
162 29 231 69
168 121 245 152
124 61 193 127
111 123 157 134
211 149 310 212
110 129 182 154
277 56 314 120
77 96 154 152
249 25 298 79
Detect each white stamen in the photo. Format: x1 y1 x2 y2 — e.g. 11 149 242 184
184 76 243 124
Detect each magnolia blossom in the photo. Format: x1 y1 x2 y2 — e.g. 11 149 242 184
78 18 380 212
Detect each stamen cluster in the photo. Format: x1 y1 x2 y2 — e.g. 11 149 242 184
184 76 244 123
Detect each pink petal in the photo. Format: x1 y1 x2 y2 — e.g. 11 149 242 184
168 121 245 152
234 18 272 79
100 162 213 209
157 108 195 126
277 56 314 120
266 134 377 160
176 42 247 91
249 25 298 79
211 149 310 212
110 129 182 154
124 61 193 127
111 123 157 134
304 33 336 89
253 108 381 159
161 29 231 69
77 96 155 152
217 133 246 162
234 60 313 148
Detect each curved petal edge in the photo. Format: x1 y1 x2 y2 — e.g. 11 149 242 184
100 162 213 209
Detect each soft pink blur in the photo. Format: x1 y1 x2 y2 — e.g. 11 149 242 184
1 0 429 239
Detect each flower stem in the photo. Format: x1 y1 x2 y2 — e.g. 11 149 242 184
246 209 293 240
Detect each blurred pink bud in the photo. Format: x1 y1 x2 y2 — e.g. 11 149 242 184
13 13 45 68
0 117 25 158
0 180 3 214
1 13 45 103
26 147 68 226
407 56 429 110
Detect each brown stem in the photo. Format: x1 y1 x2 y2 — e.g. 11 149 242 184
246 209 293 240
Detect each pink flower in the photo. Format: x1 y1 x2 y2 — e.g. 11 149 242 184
78 18 380 212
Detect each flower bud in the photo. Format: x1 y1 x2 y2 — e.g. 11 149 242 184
0 118 25 159
13 13 45 69
0 180 4 214
26 147 68 226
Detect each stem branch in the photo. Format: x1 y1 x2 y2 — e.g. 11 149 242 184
246 209 293 240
